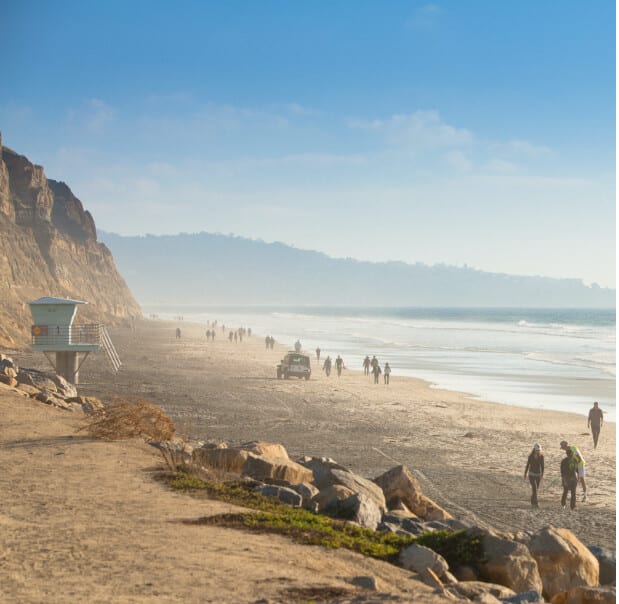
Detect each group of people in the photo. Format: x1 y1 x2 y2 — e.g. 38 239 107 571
264 335 276 349
523 402 605 511
321 354 345 377
362 355 391 384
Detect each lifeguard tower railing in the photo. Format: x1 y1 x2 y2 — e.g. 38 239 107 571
31 323 122 373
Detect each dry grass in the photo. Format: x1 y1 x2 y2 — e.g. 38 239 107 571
81 396 176 441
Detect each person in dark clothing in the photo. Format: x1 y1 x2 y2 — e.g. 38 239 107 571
322 356 332 377
524 443 544 508
363 356 371 376
560 448 579 510
588 401 604 448
316 347 321 363
372 363 382 384
335 355 344 377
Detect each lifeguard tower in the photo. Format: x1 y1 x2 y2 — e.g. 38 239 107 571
29 296 121 385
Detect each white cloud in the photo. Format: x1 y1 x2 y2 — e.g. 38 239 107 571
351 110 473 149
406 3 444 30
445 150 473 172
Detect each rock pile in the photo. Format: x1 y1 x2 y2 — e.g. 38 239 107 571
184 439 615 604
0 353 104 414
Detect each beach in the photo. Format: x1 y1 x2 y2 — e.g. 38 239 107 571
1 318 615 601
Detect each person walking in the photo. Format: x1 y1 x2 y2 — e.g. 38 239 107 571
175 327 181 339
363 356 371 376
588 401 604 449
560 448 579 510
335 355 344 377
383 362 391 384
316 347 321 363
524 443 544 508
322 356 332 377
560 440 587 501
294 339 302 352
372 362 382 384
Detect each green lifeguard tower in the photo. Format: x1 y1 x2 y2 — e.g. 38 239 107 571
29 296 121 385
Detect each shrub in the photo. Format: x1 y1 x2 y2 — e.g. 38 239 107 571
416 529 485 569
81 396 176 441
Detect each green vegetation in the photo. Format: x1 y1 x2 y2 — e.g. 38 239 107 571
416 529 485 568
164 471 416 561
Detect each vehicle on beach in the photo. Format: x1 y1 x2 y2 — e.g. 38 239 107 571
277 352 311 380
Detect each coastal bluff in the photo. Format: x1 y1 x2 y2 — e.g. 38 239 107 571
0 132 141 347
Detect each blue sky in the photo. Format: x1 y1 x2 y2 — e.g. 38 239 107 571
1 1 615 287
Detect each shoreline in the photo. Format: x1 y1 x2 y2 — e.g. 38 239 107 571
7 318 616 551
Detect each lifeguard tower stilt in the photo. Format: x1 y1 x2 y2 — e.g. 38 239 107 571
29 297 121 385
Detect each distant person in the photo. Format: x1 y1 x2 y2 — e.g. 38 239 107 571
588 401 604 448
206 329 211 341
238 329 243 342
265 336 270 349
211 330 215 341
229 331 234 342
269 336 275 349
323 356 332 377
316 347 321 363
560 447 579 511
234 331 238 343
524 443 544 508
371 356 378 371
383 362 391 384
363 356 371 376
560 440 587 501
335 355 344 377
294 339 302 352
175 328 181 339
372 362 382 384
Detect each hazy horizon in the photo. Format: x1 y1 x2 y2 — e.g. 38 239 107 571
2 2 615 287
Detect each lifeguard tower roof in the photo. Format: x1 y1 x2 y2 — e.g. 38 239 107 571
29 296 87 305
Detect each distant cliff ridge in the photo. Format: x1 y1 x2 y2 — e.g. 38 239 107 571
100 231 615 308
0 132 141 347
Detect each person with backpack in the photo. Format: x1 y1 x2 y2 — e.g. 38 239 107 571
560 440 587 501
523 443 544 508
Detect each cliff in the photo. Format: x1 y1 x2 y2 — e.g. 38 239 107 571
0 132 141 347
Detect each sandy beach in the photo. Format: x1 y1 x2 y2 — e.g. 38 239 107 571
1 318 615 602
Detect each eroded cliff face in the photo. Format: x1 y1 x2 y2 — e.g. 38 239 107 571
0 133 141 347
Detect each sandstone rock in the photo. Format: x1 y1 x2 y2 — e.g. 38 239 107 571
324 468 387 513
338 493 383 530
527 527 599 599
297 456 351 486
47 373 77 399
257 485 302 507
551 585 616 604
373 465 452 521
17 370 58 393
0 382 29 397
399 544 450 578
0 357 18 374
242 454 313 484
290 482 319 506
15 383 41 396
311 484 356 512
0 374 17 387
451 580 517 600
587 546 615 586
471 529 543 594
350 575 382 591
452 565 479 581
502 590 545 604
240 441 289 459
192 447 249 473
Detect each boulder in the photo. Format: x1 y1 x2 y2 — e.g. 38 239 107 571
451 580 517 600
399 544 450 578
311 484 356 512
338 493 383 530
257 485 302 507
242 454 314 484
0 357 18 375
471 529 543 594
551 585 616 604
321 468 387 513
192 447 249 473
15 383 41 397
47 373 77 399
373 465 452 521
0 374 17 387
17 370 58 393
290 482 319 506
587 546 615 586
297 456 351 487
527 527 599 599
240 441 289 459
502 590 545 604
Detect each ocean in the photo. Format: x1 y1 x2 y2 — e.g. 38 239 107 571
146 306 616 422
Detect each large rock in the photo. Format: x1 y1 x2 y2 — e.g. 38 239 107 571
17 369 58 393
338 493 383 530
192 447 249 473
240 441 289 459
373 465 452 521
257 485 302 507
399 544 450 578
451 580 516 600
587 546 615 586
311 484 356 512
242 454 314 484
471 529 543 594
527 527 599 599
550 585 616 604
297 456 351 486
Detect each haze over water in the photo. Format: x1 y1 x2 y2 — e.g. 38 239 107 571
149 306 616 423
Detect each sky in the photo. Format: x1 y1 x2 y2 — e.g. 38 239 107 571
1 1 616 287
